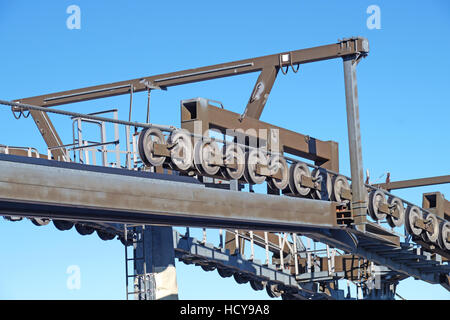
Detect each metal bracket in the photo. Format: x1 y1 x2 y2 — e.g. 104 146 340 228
340 188 353 201
378 203 390 215
413 219 434 234
255 164 282 180
300 175 317 190
153 143 172 157
139 79 167 91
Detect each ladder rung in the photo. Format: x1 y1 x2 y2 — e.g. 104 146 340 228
125 240 143 244
126 257 145 261
127 291 148 295
126 224 147 228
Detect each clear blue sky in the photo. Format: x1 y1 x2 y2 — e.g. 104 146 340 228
0 0 449 299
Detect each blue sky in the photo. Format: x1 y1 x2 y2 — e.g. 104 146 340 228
0 1 449 299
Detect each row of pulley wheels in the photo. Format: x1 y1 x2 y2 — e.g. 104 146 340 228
139 128 450 252
28 217 120 241
368 189 450 251
138 128 352 202
185 259 288 298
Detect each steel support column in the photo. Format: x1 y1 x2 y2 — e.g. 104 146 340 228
135 226 179 300
375 175 450 191
343 55 367 232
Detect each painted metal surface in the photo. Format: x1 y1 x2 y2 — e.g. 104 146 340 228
0 155 337 230
375 175 450 191
343 55 367 231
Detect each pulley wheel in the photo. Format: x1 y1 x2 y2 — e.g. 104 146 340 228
311 168 332 200
244 148 268 185
3 216 22 222
75 223 95 236
217 267 233 278
200 264 216 272
281 293 296 300
332 175 351 203
422 213 439 243
233 273 249 284
138 128 166 167
221 143 245 180
53 220 74 231
194 139 220 176
168 129 193 171
405 206 423 237
267 155 289 191
386 197 405 228
119 235 133 247
250 279 265 291
288 162 311 197
368 189 387 221
31 218 50 226
97 229 116 241
266 283 282 298
437 222 450 251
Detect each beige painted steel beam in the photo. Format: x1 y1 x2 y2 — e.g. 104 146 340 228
16 38 368 108
0 159 338 231
374 175 450 191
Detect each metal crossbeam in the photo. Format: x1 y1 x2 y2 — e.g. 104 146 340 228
0 154 337 231
374 175 450 191
16 38 369 108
